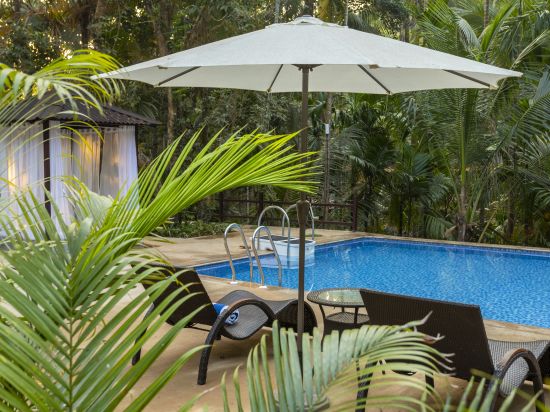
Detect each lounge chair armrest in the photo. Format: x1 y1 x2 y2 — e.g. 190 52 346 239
491 347 545 408
494 348 542 380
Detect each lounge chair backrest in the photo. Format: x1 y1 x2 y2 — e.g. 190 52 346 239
360 289 494 380
140 263 218 326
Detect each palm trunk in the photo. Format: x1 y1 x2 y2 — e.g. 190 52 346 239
92 0 107 48
79 2 92 47
506 154 518 240
147 0 175 146
457 184 467 241
304 0 315 15
398 198 404 236
506 190 515 240
274 0 280 23
322 93 332 226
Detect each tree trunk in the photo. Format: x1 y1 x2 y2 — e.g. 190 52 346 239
147 0 175 146
304 0 315 15
398 198 404 236
92 0 107 47
506 190 515 240
457 184 467 241
13 0 22 18
321 93 332 226
79 1 93 47
274 0 280 23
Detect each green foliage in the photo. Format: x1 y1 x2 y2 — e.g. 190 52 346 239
223 321 548 412
223 320 446 411
0 49 121 145
5 0 548 246
0 52 318 410
0 187 205 410
86 129 317 255
440 376 549 412
328 0 550 244
154 220 228 238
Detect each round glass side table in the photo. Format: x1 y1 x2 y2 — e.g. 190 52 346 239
307 288 369 336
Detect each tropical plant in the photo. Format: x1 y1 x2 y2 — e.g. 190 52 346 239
0 49 120 131
406 0 550 242
223 321 549 412
0 123 317 410
0 56 318 410
222 320 448 411
0 187 204 410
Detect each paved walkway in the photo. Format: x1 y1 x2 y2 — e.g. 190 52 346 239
126 229 550 411
141 226 365 266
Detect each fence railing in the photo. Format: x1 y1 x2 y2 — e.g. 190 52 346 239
217 192 359 231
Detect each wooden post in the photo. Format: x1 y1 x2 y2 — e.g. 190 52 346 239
351 194 358 232
219 192 224 222
258 191 265 217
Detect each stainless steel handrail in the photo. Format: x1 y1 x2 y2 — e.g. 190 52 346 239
251 225 283 287
286 203 316 241
223 223 254 284
258 205 291 256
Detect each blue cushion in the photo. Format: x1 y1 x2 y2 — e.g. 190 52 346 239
213 302 239 325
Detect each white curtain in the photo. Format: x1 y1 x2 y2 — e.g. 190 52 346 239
0 126 9 202
49 121 73 225
72 128 101 193
0 123 44 201
100 126 138 198
0 123 44 237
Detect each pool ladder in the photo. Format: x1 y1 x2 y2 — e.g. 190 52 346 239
223 223 283 287
257 205 291 256
252 226 283 287
223 223 253 285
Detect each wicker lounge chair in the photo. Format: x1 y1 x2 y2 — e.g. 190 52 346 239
132 263 317 385
360 289 549 409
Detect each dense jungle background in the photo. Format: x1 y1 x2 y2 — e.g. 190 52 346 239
2 0 549 245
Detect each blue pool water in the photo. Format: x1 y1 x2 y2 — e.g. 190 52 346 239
196 237 550 328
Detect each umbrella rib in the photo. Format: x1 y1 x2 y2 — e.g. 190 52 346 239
443 70 493 88
267 64 284 92
358 65 391 95
156 66 200 86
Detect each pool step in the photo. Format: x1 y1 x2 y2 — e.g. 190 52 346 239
254 235 316 259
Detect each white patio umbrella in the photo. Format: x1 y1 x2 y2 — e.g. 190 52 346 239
101 15 521 348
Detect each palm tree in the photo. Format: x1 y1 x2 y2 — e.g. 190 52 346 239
409 0 549 242
0 55 318 409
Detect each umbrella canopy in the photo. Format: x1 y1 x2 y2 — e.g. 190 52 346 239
103 16 521 93
102 15 521 353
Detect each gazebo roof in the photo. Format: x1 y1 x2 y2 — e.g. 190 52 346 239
23 100 160 126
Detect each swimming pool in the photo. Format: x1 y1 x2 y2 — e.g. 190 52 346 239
196 237 550 328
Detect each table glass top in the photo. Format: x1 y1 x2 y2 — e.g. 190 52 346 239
307 288 363 307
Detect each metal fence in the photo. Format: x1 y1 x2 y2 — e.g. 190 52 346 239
217 191 358 231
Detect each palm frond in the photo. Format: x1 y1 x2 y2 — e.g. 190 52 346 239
223 320 449 411
68 129 318 253
0 187 204 410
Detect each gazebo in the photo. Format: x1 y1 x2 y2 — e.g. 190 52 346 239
0 103 158 221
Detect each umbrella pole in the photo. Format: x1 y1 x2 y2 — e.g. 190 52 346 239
296 65 311 351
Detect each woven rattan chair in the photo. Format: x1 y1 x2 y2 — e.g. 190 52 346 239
132 263 317 385
360 289 549 410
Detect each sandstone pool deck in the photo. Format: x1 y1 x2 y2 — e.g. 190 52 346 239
127 229 550 411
